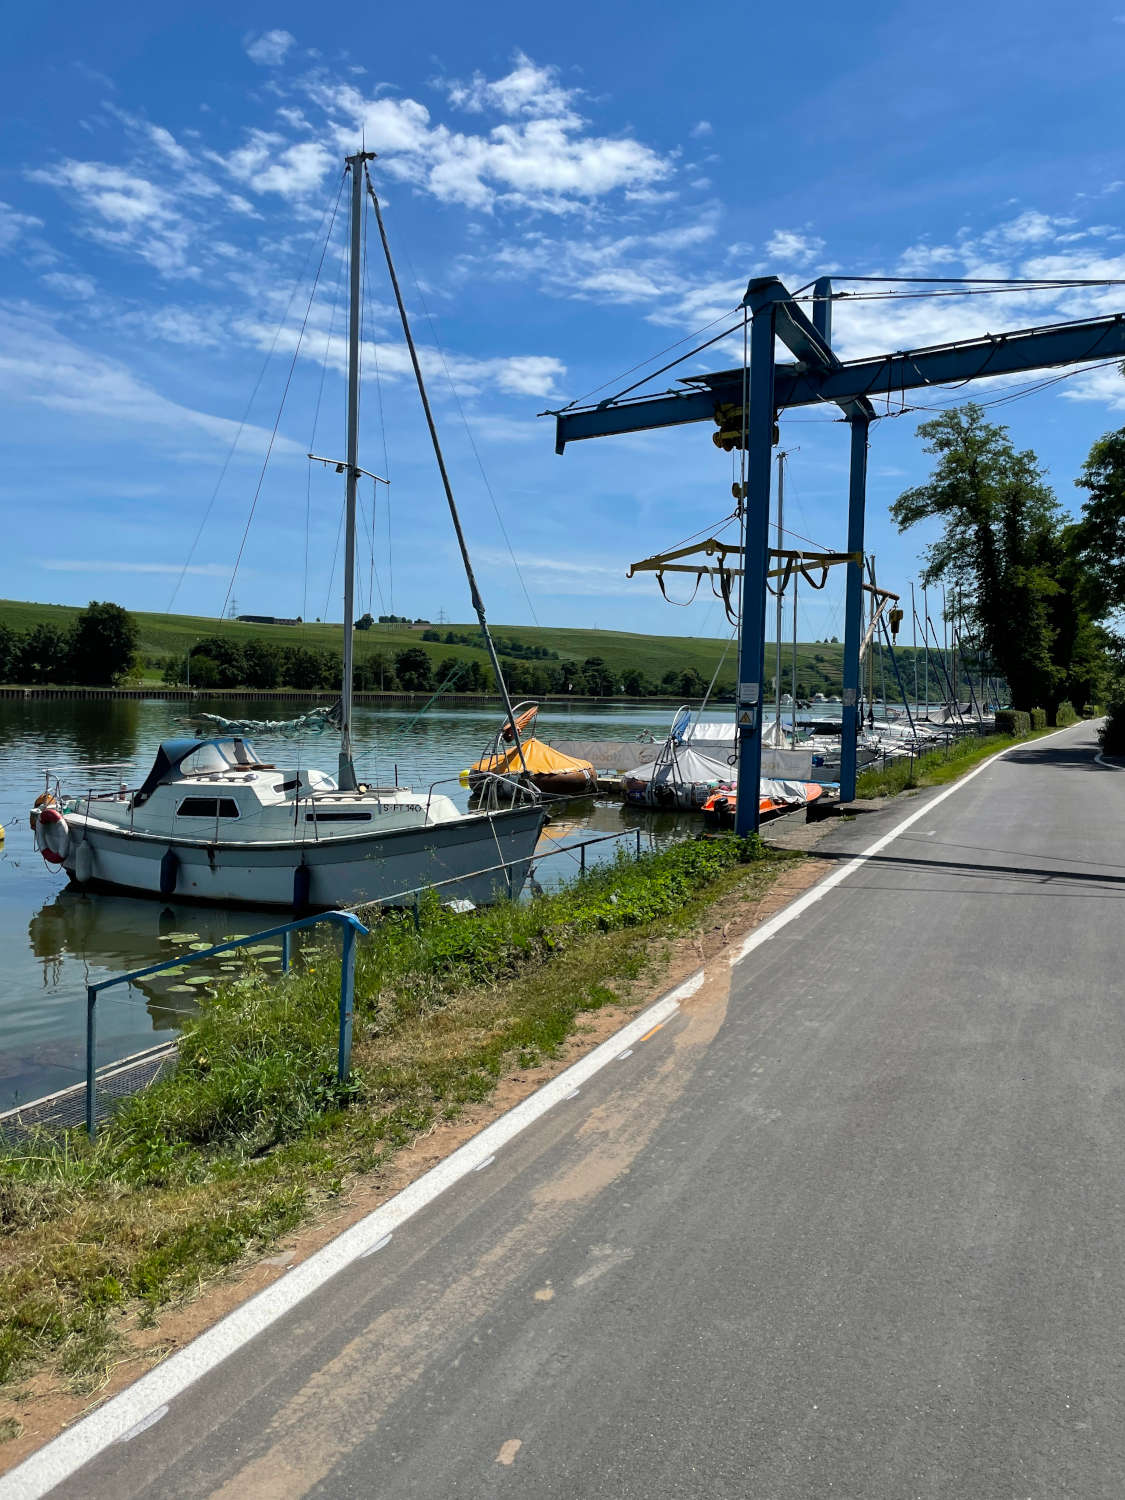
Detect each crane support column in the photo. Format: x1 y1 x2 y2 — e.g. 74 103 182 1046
839 416 869 802
734 296 778 836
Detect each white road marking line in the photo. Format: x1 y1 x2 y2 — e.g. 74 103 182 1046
729 722 1083 969
616 1049 634 1060
0 987 685 1500
359 1234 392 1259
1094 752 1125 770
565 1089 580 1099
117 1407 167 1444
474 1155 496 1172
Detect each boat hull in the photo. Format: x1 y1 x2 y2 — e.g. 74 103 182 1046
60 805 548 911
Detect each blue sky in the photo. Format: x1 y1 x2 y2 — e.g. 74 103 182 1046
4 1 1125 643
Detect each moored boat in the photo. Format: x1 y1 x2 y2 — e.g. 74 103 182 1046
468 704 597 799
701 780 823 830
29 150 549 910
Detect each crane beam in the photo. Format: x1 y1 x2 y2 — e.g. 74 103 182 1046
553 307 1125 451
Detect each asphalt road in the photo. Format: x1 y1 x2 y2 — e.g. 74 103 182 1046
36 723 1125 1497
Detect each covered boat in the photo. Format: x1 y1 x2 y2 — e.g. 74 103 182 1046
701 779 823 830
622 744 733 810
468 704 597 798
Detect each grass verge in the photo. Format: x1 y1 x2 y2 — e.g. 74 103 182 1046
0 834 793 1398
854 725 1061 799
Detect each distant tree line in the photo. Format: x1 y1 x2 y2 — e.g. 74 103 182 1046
160 637 737 699
0 602 139 685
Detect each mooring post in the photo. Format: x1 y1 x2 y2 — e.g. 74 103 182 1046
580 842 586 878
733 288 778 836
337 922 358 1084
839 416 870 802
85 985 97 1141
635 828 642 860
281 929 291 975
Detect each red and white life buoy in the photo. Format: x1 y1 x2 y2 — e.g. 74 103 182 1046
36 805 70 865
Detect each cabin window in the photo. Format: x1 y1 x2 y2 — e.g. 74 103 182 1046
176 797 241 819
305 811 372 823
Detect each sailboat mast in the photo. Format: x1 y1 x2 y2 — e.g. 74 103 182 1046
365 169 529 773
774 450 786 733
338 150 374 792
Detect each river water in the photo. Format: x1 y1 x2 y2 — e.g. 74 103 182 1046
0 697 692 1114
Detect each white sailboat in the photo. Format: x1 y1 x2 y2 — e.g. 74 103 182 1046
30 151 548 911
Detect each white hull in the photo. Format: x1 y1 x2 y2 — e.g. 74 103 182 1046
61 804 547 911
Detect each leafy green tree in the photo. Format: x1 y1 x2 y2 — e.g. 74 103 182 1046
189 636 245 689
581 656 615 696
241 639 281 689
18 624 68 683
394 646 434 691
1073 425 1125 615
892 405 1066 711
68 601 139 685
0 623 17 682
355 613 375 631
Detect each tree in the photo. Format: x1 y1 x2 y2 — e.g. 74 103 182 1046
18 623 69 684
189 636 245 689
241 639 281 689
1073 425 1125 615
891 405 1066 711
0 623 16 683
355 612 375 632
68 601 139 685
581 656 615 696
394 646 434 691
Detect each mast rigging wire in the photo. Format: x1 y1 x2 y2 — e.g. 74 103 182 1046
168 172 347 614
399 242 542 626
221 176 346 621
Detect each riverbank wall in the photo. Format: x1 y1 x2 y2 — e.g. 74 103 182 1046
0 686 700 707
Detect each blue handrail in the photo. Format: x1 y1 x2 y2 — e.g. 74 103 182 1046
84 909 369 1140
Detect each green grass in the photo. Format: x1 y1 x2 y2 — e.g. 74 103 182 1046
0 596 905 695
0 835 794 1393
854 725 1059 798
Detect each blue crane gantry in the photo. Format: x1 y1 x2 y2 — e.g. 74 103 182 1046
551 277 1125 833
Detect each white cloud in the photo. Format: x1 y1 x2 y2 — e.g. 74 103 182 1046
445 52 581 123
245 29 296 67
477 546 633 597
44 560 233 576
0 200 44 251
0 301 301 452
689 120 712 138
41 271 97 299
765 229 826 265
308 59 671 213
213 129 335 197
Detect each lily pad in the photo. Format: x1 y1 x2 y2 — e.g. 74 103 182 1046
243 944 281 955
157 965 188 978
188 941 214 951
165 932 200 943
219 963 240 971
221 933 250 942
167 985 195 994
184 976 213 986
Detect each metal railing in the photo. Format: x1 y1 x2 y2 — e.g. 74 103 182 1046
83 909 369 1140
78 825 650 1140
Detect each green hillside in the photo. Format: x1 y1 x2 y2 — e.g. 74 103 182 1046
0 598 946 697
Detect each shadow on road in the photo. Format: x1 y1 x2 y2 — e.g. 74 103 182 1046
1002 742 1104 770
808 844 1125 895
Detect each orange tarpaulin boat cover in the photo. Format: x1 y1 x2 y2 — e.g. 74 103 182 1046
472 737 594 777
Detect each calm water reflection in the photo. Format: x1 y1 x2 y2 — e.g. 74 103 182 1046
0 697 688 1112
